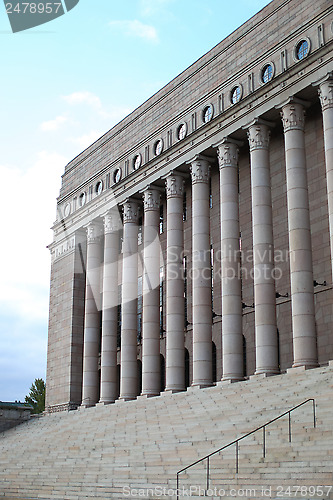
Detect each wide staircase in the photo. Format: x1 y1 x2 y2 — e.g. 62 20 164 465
0 364 333 499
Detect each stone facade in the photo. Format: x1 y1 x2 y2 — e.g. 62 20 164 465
46 0 333 411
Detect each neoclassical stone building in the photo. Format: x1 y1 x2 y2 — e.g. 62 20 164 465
46 0 333 412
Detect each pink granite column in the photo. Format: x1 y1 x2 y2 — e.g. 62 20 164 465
247 120 279 375
119 200 139 400
217 139 244 381
141 188 161 396
99 210 119 404
280 98 318 368
189 156 213 387
82 222 102 407
165 173 185 392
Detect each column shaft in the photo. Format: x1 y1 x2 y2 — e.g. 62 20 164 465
165 174 185 392
319 78 333 282
99 211 119 404
82 222 102 407
281 100 318 368
190 157 212 387
217 140 244 381
248 121 279 375
141 189 161 396
119 200 139 400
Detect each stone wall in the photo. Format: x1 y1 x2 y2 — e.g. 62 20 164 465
0 403 32 433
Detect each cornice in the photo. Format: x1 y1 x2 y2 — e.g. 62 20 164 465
53 42 333 237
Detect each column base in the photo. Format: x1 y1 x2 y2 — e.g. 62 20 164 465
163 387 185 394
254 369 280 377
221 376 244 383
287 362 318 375
79 403 96 410
116 397 137 403
291 361 319 370
139 392 160 398
190 382 214 389
96 399 115 406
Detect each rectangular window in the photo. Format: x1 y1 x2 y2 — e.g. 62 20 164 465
159 204 164 234
118 227 123 254
160 266 164 336
117 285 122 348
138 217 143 245
211 246 214 307
183 192 187 222
137 276 143 343
183 256 187 327
209 179 213 209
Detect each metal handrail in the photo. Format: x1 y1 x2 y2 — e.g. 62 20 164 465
176 398 316 498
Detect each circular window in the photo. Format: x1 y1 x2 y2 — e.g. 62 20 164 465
64 203 71 218
113 168 122 184
261 63 274 83
294 38 310 61
230 85 242 104
202 104 214 123
177 123 187 141
154 139 164 156
133 154 142 170
95 181 103 195
79 192 86 207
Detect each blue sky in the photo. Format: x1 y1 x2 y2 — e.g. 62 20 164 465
0 0 271 402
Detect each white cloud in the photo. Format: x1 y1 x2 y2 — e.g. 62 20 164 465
40 115 68 132
61 91 129 121
62 91 103 109
109 20 159 43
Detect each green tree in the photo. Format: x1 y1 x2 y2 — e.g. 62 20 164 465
25 378 45 414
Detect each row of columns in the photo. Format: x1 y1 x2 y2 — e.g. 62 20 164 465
81 77 333 407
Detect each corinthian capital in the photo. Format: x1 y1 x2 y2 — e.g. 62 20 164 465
143 188 160 212
86 222 102 243
280 102 306 132
165 173 185 199
123 200 139 224
103 211 117 234
247 121 272 151
216 139 241 169
319 80 333 112
189 156 211 184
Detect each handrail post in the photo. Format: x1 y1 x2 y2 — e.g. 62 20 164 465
236 441 239 474
288 411 291 443
263 425 266 458
313 399 316 429
206 456 210 491
176 473 179 500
